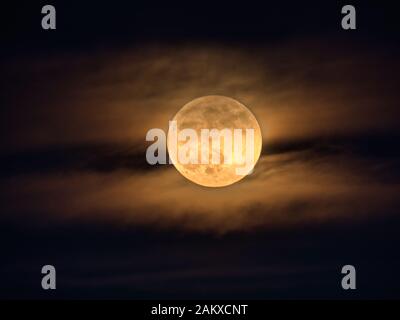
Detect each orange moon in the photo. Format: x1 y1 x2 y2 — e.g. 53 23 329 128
167 96 262 187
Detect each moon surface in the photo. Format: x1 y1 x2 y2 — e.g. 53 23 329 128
167 95 262 187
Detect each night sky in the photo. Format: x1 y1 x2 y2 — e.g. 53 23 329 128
1 1 400 299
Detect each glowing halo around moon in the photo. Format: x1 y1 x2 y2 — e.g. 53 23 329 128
167 95 262 187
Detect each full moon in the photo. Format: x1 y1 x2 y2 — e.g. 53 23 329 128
167 95 262 187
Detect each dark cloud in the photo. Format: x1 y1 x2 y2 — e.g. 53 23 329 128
0 143 156 178
2 214 400 299
2 129 400 178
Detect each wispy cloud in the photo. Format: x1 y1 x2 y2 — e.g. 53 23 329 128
1 40 399 233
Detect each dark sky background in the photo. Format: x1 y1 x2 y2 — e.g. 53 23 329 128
1 1 400 299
